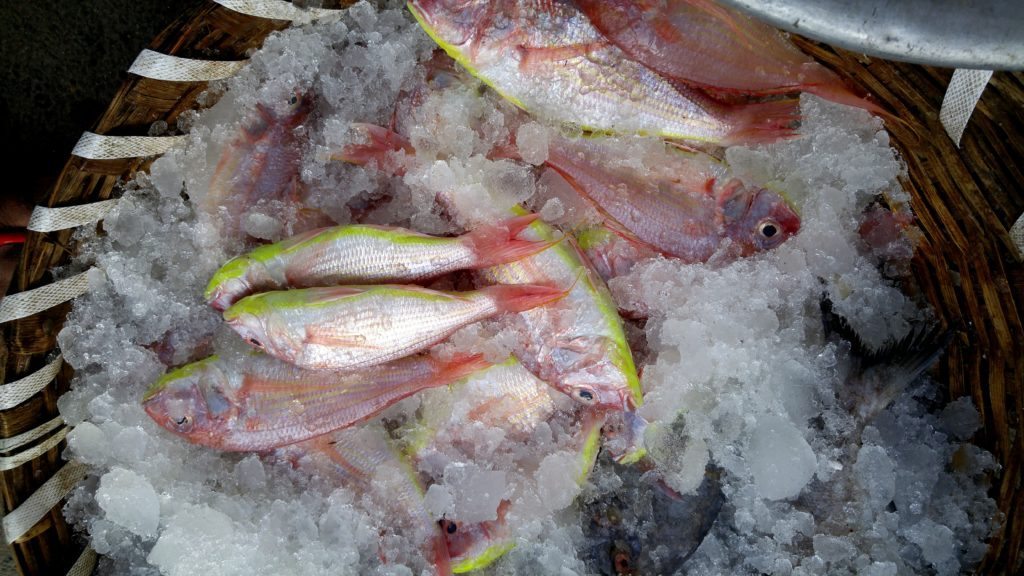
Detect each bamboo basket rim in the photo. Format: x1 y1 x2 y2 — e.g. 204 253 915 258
1 1 1021 575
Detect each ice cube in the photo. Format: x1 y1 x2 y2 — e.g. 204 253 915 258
95 468 160 538
748 414 817 500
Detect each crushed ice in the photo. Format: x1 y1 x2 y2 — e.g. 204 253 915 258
54 2 996 575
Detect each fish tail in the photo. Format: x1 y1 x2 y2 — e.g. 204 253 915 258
821 292 955 421
483 283 569 314
434 353 492 385
431 529 454 576
331 123 412 171
855 324 955 421
463 215 554 267
721 98 801 146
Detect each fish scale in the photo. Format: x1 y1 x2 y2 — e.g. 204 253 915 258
205 216 547 311
408 0 796 144
142 352 491 452
225 283 566 371
477 211 642 411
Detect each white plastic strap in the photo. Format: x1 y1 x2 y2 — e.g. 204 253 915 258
939 68 993 147
2 461 87 544
72 132 187 160
0 355 63 410
0 417 65 453
0 271 90 324
0 426 69 471
27 200 121 233
129 49 248 82
66 547 98 576
1011 213 1024 258
213 0 342 23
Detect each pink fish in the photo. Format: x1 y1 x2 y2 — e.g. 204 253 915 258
204 90 317 238
276 425 454 575
407 0 798 145
574 0 886 115
540 135 801 261
204 214 552 311
224 283 569 371
142 352 490 451
347 122 799 262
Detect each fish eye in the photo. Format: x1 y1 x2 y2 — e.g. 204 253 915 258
757 219 779 239
247 337 263 349
438 518 457 534
288 94 298 105
175 415 190 427
574 387 597 405
613 549 633 574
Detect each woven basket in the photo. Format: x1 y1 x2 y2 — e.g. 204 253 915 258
0 2 1020 575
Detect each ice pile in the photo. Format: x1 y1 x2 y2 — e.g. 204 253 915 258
53 2 996 575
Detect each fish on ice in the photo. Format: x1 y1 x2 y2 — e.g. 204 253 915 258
205 215 552 311
223 283 568 370
407 0 798 145
142 352 491 451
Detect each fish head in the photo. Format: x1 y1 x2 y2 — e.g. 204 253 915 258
282 89 315 126
601 410 649 465
205 255 267 311
571 384 636 412
142 356 235 445
440 501 515 572
719 179 800 255
223 296 298 361
407 0 496 50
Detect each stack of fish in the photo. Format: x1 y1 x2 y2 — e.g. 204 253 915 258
140 1 904 573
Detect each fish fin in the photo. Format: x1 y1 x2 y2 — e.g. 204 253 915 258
482 282 570 314
516 41 608 72
463 215 557 267
308 285 367 300
855 324 955 422
331 123 413 173
821 291 955 420
819 291 872 358
720 98 801 146
433 353 492 385
314 436 374 483
304 326 380 349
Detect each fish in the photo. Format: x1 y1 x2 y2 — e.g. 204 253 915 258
579 451 724 575
402 359 606 572
337 125 642 412
573 0 885 116
348 122 800 263
406 0 798 145
573 224 659 283
223 283 568 371
276 424 454 575
476 212 644 412
540 134 801 261
141 352 490 451
204 215 553 311
819 293 954 424
204 90 316 238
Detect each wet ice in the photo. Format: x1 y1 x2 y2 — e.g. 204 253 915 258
54 2 996 575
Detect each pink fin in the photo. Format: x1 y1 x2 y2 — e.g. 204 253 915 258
720 98 801 146
304 328 378 349
463 215 556 268
483 283 570 314
517 41 607 72
433 353 492 385
332 123 413 174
